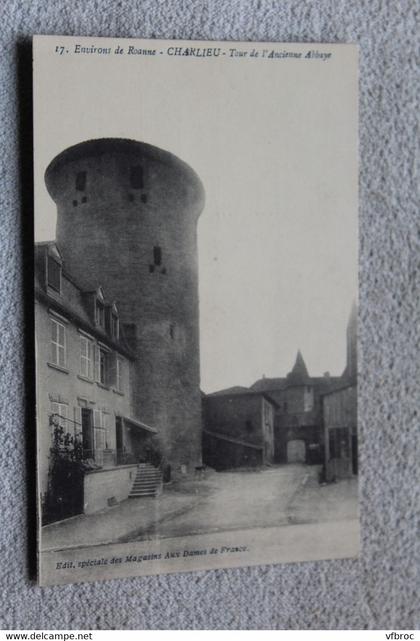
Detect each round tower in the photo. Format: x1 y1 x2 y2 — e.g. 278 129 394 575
45 138 205 474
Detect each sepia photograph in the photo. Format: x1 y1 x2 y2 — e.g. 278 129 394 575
33 36 358 585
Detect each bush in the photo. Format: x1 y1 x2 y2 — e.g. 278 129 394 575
42 417 85 524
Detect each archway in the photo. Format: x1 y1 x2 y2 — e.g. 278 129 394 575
287 439 306 463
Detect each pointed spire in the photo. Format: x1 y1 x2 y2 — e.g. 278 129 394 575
286 350 311 386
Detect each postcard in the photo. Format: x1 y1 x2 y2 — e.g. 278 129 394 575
33 35 358 585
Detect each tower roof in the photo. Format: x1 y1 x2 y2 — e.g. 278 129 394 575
285 350 311 387
44 137 205 207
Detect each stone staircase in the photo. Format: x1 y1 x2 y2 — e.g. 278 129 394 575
129 463 163 498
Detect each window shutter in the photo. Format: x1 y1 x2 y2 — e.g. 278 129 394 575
108 352 116 387
93 409 101 428
94 344 100 381
88 340 94 379
74 406 82 438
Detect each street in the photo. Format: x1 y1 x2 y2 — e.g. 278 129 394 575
125 464 357 540
42 464 358 550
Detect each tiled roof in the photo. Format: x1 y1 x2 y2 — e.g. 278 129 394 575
205 388 279 408
35 242 136 360
208 386 250 396
250 378 286 392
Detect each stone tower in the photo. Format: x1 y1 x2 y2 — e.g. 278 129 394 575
45 138 205 473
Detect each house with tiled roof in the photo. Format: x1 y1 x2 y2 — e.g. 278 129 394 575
249 351 342 464
203 305 357 470
202 390 278 470
35 242 160 522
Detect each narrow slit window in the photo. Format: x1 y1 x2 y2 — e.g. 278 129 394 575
153 246 162 266
75 171 87 191
130 165 144 190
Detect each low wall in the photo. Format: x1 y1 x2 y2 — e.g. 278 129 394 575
83 464 138 515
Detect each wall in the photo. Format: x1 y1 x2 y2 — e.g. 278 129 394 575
203 394 264 448
35 298 134 497
46 140 204 475
83 464 138 514
202 432 262 470
323 386 357 480
203 394 276 467
1 0 418 629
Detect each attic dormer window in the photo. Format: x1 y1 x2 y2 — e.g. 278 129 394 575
130 165 144 189
75 171 87 191
47 256 61 293
95 300 105 328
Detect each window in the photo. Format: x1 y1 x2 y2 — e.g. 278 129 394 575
80 335 94 379
95 345 109 385
75 171 87 191
95 301 105 328
304 387 314 411
50 317 66 367
130 165 144 189
50 401 68 431
263 400 272 424
47 256 61 293
116 357 123 392
153 246 162 266
111 314 119 340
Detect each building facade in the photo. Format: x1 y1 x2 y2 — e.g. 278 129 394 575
322 385 357 480
35 242 162 519
322 303 358 480
250 352 342 465
36 138 205 521
204 305 358 474
202 391 277 469
44 138 205 474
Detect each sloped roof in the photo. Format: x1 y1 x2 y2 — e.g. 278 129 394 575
205 388 279 409
35 242 136 360
208 386 250 396
250 378 286 392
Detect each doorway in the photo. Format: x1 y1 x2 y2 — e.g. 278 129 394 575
287 439 306 463
81 408 93 459
116 416 124 464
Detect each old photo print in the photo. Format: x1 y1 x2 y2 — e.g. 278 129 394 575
33 35 358 585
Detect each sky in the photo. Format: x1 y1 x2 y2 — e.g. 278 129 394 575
34 37 358 393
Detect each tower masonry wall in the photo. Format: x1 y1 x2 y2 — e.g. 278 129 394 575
45 139 205 474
